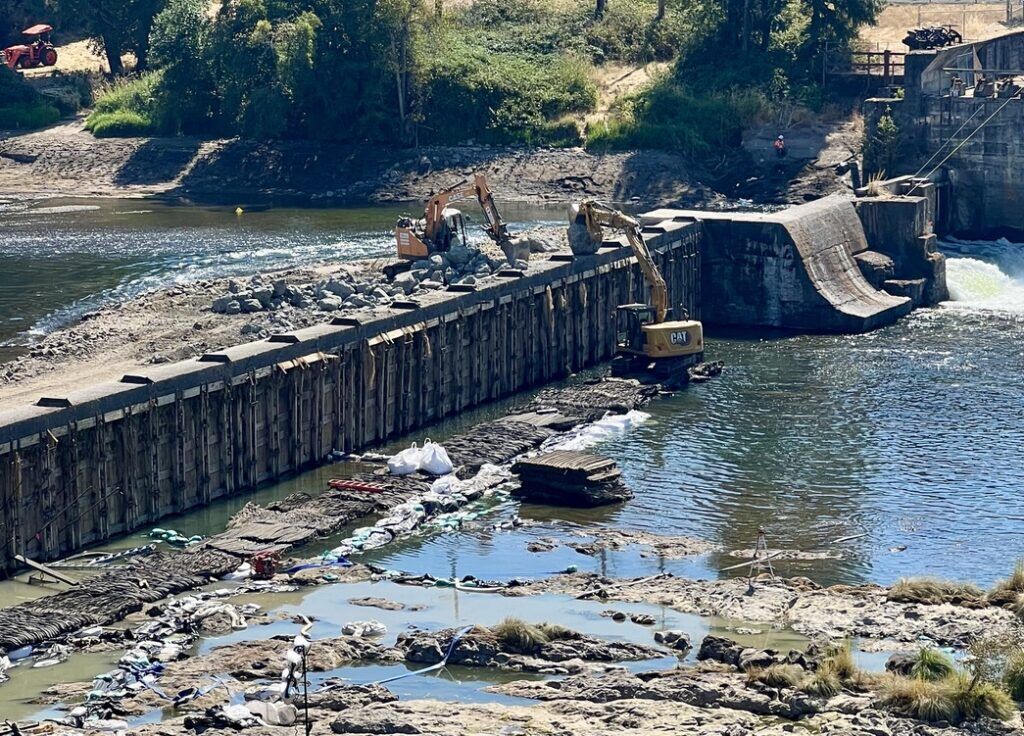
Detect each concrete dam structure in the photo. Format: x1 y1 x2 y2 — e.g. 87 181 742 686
0 224 700 574
643 195 945 332
867 29 1024 236
0 198 942 574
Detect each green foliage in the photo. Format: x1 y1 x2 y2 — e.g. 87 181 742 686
887 577 983 607
0 65 39 106
0 103 61 130
587 78 765 155
53 0 169 73
456 0 704 64
422 35 595 144
1 0 47 48
0 66 61 130
85 110 154 136
1003 649 1024 701
911 648 956 682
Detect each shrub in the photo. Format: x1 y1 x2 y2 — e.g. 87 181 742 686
880 675 957 722
490 618 553 652
585 78 766 156
887 578 985 607
0 103 60 130
84 110 154 137
748 664 804 689
422 36 596 144
86 72 167 137
880 672 1016 724
91 71 163 117
946 673 1016 722
911 648 956 682
1003 649 1024 701
820 642 858 682
988 560 1024 608
801 670 842 698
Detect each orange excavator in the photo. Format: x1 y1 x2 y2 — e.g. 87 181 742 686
395 173 517 264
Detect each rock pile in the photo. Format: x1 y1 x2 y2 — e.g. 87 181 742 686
209 246 515 316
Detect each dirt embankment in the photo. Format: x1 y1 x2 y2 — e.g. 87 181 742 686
0 120 720 206
0 117 855 207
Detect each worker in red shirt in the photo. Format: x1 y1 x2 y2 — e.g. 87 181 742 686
773 135 787 158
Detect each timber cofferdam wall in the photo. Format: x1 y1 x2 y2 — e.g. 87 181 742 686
0 222 701 574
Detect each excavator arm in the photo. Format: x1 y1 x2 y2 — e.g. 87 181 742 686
422 174 512 255
572 200 669 323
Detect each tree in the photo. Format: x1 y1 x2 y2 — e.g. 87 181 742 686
53 0 168 74
865 105 900 176
2 0 47 48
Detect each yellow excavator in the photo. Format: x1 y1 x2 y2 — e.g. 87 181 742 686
568 200 704 379
395 173 518 264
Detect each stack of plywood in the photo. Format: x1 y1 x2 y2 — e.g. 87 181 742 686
511 450 632 507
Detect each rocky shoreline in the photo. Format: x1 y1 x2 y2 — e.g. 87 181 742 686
11 562 1023 735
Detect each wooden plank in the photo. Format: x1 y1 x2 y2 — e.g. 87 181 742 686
15 554 78 585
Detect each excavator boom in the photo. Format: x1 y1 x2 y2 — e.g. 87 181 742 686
572 200 669 323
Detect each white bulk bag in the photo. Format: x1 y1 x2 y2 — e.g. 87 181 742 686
387 442 422 475
419 438 454 476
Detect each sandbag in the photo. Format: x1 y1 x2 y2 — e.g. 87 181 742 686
419 439 454 476
387 443 422 476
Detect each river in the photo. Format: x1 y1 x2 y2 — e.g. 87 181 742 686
0 199 1021 587
0 199 1022 720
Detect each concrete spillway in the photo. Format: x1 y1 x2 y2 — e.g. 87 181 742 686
644 196 919 332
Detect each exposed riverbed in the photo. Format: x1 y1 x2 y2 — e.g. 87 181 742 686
1 202 1022 726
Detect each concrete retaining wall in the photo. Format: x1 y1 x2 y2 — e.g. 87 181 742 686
0 223 700 574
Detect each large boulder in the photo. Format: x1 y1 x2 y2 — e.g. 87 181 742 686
324 279 355 299
697 635 745 667
317 296 344 312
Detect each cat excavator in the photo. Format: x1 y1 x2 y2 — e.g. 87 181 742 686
568 200 704 380
395 173 517 264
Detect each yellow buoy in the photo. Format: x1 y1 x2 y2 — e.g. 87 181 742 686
235 207 244 216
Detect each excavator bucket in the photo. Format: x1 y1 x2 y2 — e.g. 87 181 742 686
567 204 601 256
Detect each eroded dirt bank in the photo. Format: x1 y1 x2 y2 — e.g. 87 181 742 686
0 121 717 205
0 119 851 207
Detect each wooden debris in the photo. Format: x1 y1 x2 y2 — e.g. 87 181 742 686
512 451 633 507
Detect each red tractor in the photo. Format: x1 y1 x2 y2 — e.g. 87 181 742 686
3 25 58 71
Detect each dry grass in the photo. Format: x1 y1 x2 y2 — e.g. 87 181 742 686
489 618 579 652
801 669 842 698
887 578 985 607
820 642 858 681
747 664 805 689
879 672 1016 724
859 3 1009 51
1003 649 1024 701
988 560 1024 609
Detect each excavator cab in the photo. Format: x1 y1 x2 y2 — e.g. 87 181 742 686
616 304 656 355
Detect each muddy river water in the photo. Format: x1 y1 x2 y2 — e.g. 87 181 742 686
0 199 1022 720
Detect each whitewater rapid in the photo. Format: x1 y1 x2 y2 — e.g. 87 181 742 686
940 237 1024 313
